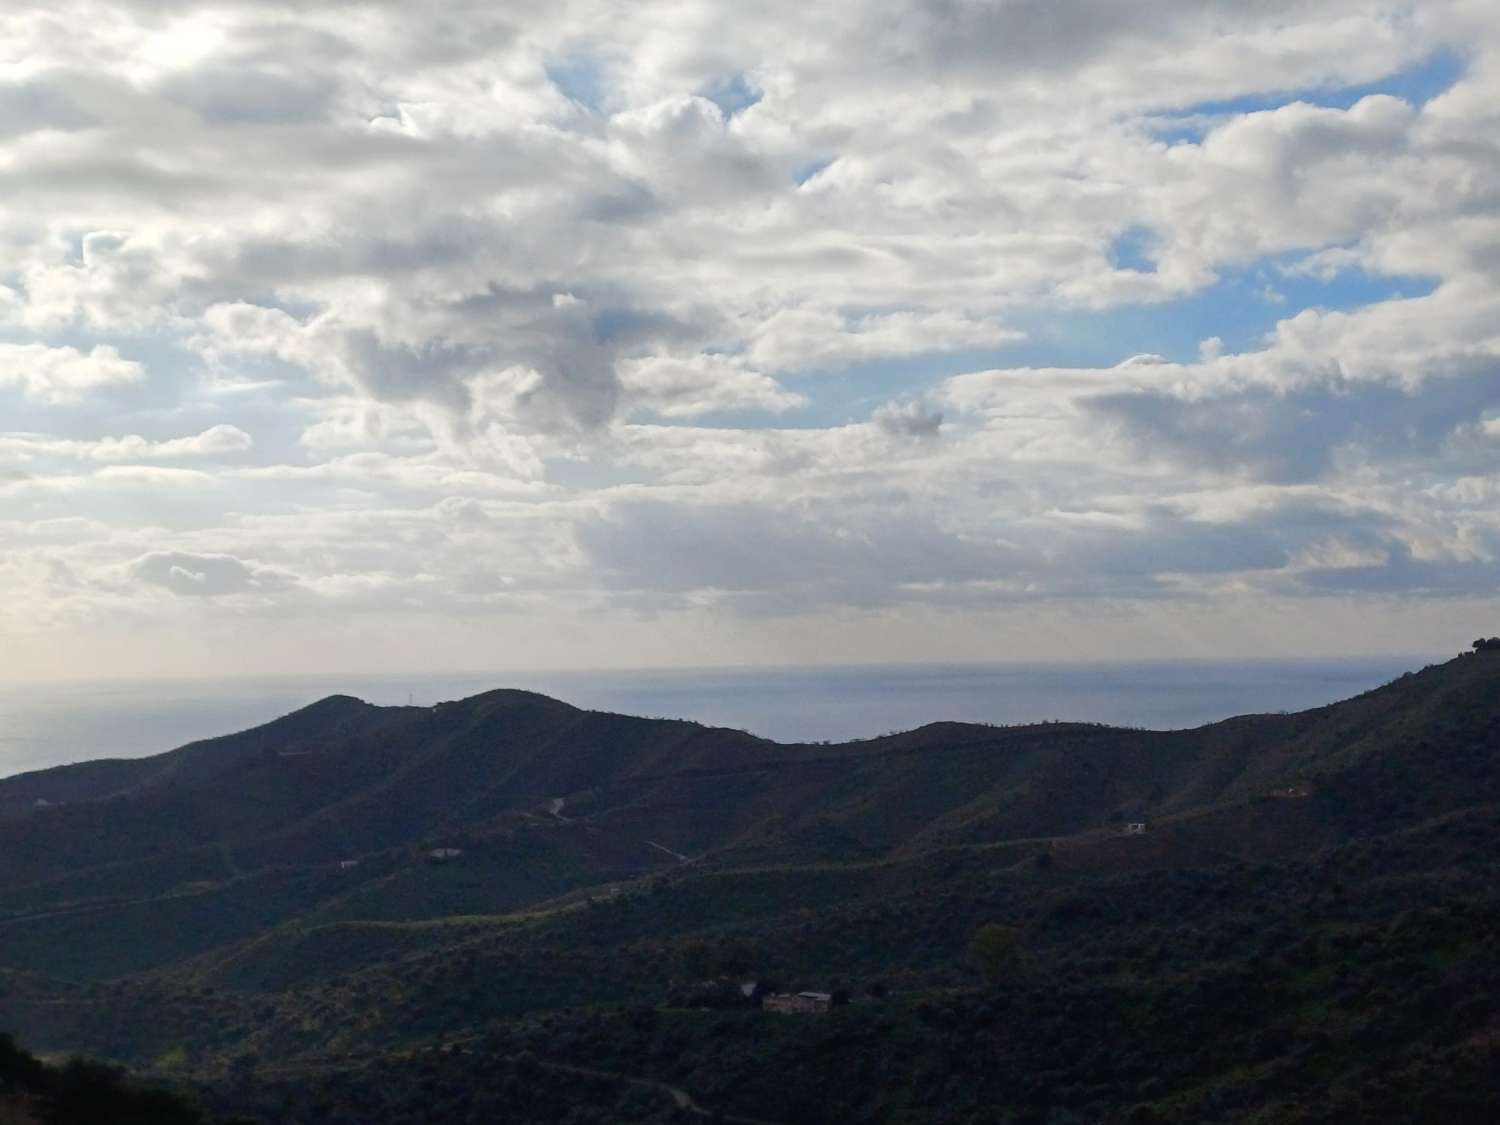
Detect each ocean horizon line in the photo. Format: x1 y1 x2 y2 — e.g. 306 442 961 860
1 654 1442 781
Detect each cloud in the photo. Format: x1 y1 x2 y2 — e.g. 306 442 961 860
0 343 143 403
3 1 1500 673
130 551 297 597
618 354 804 417
0 425 253 462
94 466 216 487
14 231 183 333
747 310 1024 374
155 66 338 125
1082 371 1500 483
576 498 1021 612
141 424 253 458
872 400 943 439
0 74 96 138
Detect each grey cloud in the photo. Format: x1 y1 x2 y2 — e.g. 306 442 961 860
131 551 296 597
1288 537 1500 597
874 400 943 439
905 0 1305 81
574 488 1448 610
577 184 660 223
448 286 703 429
577 500 1021 611
280 291 643 432
1 156 222 202
588 304 706 349
205 217 498 286
1057 520 1290 581
0 77 95 138
435 496 489 525
216 281 641 432
1042 492 1405 589
336 330 479 412
211 19 361 70
1084 368 1500 483
155 68 339 125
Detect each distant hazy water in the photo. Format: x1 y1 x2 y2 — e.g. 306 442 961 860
0 657 1435 779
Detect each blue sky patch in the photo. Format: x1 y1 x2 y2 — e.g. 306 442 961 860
750 253 1441 432
1146 48 1465 144
699 73 762 118
546 54 606 113
1013 257 1438 365
1109 226 1157 273
793 158 835 186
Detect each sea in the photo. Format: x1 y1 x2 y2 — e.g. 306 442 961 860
0 656 1437 780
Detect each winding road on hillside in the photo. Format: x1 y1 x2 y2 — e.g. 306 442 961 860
534 1059 786 1125
239 1042 788 1125
0 882 227 927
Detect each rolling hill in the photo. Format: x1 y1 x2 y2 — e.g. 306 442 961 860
1 649 1497 1123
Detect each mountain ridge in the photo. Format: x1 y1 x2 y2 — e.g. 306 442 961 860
1 649 1498 1123
0 653 1494 955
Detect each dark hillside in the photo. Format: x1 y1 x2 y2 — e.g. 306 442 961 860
0 1032 210 1124
1 649 1498 1123
2 654 1498 976
0 694 384 812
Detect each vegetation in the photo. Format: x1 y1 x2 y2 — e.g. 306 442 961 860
968 922 1022 985
0 1033 211 1124
2 648 1499 1121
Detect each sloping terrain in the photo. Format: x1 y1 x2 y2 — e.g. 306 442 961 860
1 651 1497 1123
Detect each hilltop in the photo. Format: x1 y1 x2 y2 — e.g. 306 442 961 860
1 649 1498 1123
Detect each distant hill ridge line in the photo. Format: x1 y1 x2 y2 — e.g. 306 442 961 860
0 700 1273 797
0 649 1492 988
0 651 1481 816
0 656 1439 795
0 694 1094 801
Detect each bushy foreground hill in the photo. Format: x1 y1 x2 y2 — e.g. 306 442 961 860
2 650 1499 1122
0 1032 211 1124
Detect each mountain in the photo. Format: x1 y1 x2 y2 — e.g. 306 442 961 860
1 650 1498 1124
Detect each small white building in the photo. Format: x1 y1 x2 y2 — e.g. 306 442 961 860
1124 822 1147 836
428 847 464 861
339 859 360 870
764 991 833 1015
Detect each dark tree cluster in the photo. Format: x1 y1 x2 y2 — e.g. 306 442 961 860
202 1047 687 1125
0 1033 213 1125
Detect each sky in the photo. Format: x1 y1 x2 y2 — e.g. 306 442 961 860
2 0 1499 681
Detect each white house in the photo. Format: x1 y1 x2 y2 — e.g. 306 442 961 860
764 991 834 1015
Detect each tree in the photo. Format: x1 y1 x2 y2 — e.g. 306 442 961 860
1471 637 1500 653
677 939 717 980
676 936 756 980
969 923 1022 985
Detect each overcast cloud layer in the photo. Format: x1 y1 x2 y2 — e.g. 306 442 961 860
3 0 1499 678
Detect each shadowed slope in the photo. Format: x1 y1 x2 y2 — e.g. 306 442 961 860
0 653 1494 983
